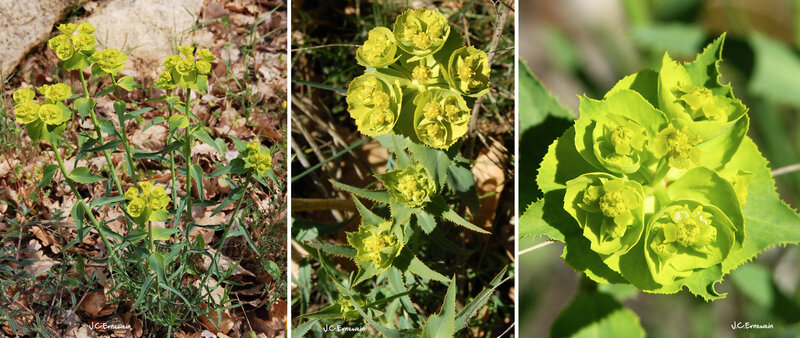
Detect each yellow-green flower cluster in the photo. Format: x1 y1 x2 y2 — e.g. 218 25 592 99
347 221 403 270
125 182 171 222
347 8 490 149
243 141 273 177
393 8 450 56
156 46 216 91
89 48 128 76
378 163 436 208
48 22 96 61
12 86 71 126
356 27 398 68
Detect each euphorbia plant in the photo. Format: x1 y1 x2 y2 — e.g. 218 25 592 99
522 34 800 301
299 7 507 336
12 21 280 334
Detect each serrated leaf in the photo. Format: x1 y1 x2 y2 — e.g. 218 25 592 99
292 319 317 338
415 209 436 234
68 167 105 184
330 180 391 204
551 290 645 338
421 276 457 338
720 138 800 273
306 242 356 259
407 255 449 282
455 265 509 329
518 199 566 242
353 195 387 226
406 141 450 190
263 260 281 280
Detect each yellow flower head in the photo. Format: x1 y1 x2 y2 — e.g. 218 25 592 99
195 60 211 74
14 102 40 124
125 187 139 200
77 22 95 34
71 33 96 51
38 104 63 125
56 23 76 35
38 83 72 102
163 55 182 70
178 45 195 58
48 35 71 50
127 198 146 217
55 44 75 61
197 48 216 62
13 88 35 104
91 48 128 75
175 59 195 75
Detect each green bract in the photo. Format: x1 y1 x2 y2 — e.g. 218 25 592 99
89 48 128 76
377 163 436 208
356 27 399 68
658 52 747 139
564 174 644 259
413 89 470 149
48 22 97 71
347 221 403 271
447 46 490 97
392 8 450 57
346 8 490 151
522 34 800 301
125 181 171 224
12 86 72 141
644 201 735 286
346 73 402 137
242 141 273 177
155 46 215 92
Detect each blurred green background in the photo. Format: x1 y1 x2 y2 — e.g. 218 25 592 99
519 0 800 336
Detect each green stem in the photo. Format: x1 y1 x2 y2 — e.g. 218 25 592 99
148 220 154 252
51 136 115 259
184 88 194 221
110 74 138 185
199 176 251 291
79 72 129 225
167 97 178 211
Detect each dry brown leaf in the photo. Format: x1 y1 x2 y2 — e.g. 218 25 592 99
198 303 234 335
79 292 117 319
471 140 508 231
201 248 255 277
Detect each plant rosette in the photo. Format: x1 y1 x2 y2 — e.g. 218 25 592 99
346 73 403 137
12 86 72 141
125 181 171 225
377 162 437 208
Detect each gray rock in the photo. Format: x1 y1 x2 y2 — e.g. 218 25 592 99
0 0 71 77
85 0 204 79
